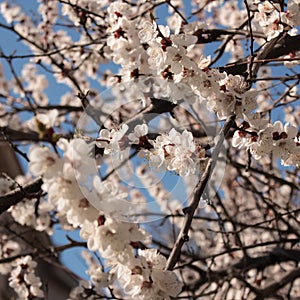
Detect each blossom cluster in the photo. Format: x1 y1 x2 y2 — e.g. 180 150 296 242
9 256 44 299
146 127 207 176
254 0 300 41
233 115 300 166
0 234 21 275
95 123 207 176
114 249 183 299
97 0 299 165
77 218 183 299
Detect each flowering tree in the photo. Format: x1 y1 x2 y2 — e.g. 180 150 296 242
0 0 299 299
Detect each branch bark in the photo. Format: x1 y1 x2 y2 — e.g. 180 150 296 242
219 34 300 76
255 267 300 300
0 177 43 214
165 115 236 270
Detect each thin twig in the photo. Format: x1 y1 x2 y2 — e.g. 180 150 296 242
244 0 255 83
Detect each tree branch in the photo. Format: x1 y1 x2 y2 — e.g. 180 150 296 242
255 267 300 300
166 115 236 270
0 177 43 214
220 34 300 76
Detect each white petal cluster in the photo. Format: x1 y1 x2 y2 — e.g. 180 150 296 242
0 235 21 275
20 64 49 105
96 124 128 155
80 217 149 262
138 20 158 43
254 1 284 41
26 109 58 136
29 145 62 179
114 249 183 300
9 256 44 299
128 124 148 144
82 250 110 288
253 0 300 42
282 0 300 26
146 128 206 176
1 0 299 298
68 280 98 300
9 197 52 234
233 118 300 165
28 139 98 228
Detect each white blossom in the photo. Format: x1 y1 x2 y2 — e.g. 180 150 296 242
96 124 128 155
29 146 62 179
138 20 157 43
9 256 44 299
114 249 183 299
128 124 148 144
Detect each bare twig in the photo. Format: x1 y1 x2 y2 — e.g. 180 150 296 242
244 0 255 82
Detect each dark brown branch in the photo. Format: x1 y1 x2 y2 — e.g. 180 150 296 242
244 0 255 81
255 267 300 300
216 248 300 277
0 127 73 143
0 177 43 214
122 97 177 132
230 159 299 190
193 28 265 44
220 34 300 76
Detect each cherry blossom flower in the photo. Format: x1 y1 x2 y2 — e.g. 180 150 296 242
68 280 97 300
282 0 300 26
96 124 128 155
0 2 21 23
165 46 197 74
114 249 183 299
138 20 158 43
271 121 299 162
146 128 205 176
0 235 21 275
80 217 149 261
57 138 95 181
255 1 284 41
128 124 148 144
9 256 44 299
232 115 300 166
1 0 300 298
29 145 62 179
147 41 166 70
27 109 58 137
82 250 110 288
171 34 198 47
9 198 52 233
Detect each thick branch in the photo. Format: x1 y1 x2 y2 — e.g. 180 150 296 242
220 34 300 76
0 127 73 143
0 127 42 142
0 177 43 214
123 97 177 132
